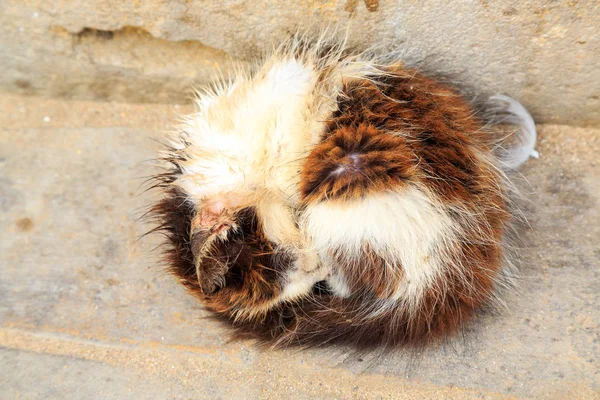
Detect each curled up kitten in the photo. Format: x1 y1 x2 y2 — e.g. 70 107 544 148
148 37 536 350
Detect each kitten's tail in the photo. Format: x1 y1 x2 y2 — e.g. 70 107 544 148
486 95 539 170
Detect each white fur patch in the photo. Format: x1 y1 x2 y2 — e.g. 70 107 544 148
173 59 320 207
300 186 459 302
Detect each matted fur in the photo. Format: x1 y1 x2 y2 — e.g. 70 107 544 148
148 36 524 350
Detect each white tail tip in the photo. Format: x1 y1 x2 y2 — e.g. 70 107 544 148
487 94 538 170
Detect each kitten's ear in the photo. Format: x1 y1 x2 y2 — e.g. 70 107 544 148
190 229 231 296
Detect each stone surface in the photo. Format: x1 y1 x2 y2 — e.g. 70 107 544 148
0 94 598 399
1 1 599 125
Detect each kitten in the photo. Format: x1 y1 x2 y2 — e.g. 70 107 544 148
149 37 534 350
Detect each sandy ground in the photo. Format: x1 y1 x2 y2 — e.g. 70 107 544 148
0 94 598 399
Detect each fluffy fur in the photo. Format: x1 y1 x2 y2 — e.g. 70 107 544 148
148 37 525 350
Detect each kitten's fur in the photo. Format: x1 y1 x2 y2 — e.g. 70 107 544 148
150 37 525 350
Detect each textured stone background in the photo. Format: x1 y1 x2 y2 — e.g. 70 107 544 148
2 0 599 125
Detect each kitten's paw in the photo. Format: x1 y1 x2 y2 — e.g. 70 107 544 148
190 230 233 296
189 210 238 295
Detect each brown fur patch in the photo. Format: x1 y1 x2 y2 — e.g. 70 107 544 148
301 71 493 205
301 122 416 202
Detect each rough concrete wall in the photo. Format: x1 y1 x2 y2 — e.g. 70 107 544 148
2 0 599 125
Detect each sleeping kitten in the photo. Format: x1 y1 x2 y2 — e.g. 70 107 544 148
149 37 534 349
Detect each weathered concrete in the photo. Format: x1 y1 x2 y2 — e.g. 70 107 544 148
1 1 599 125
0 94 598 399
